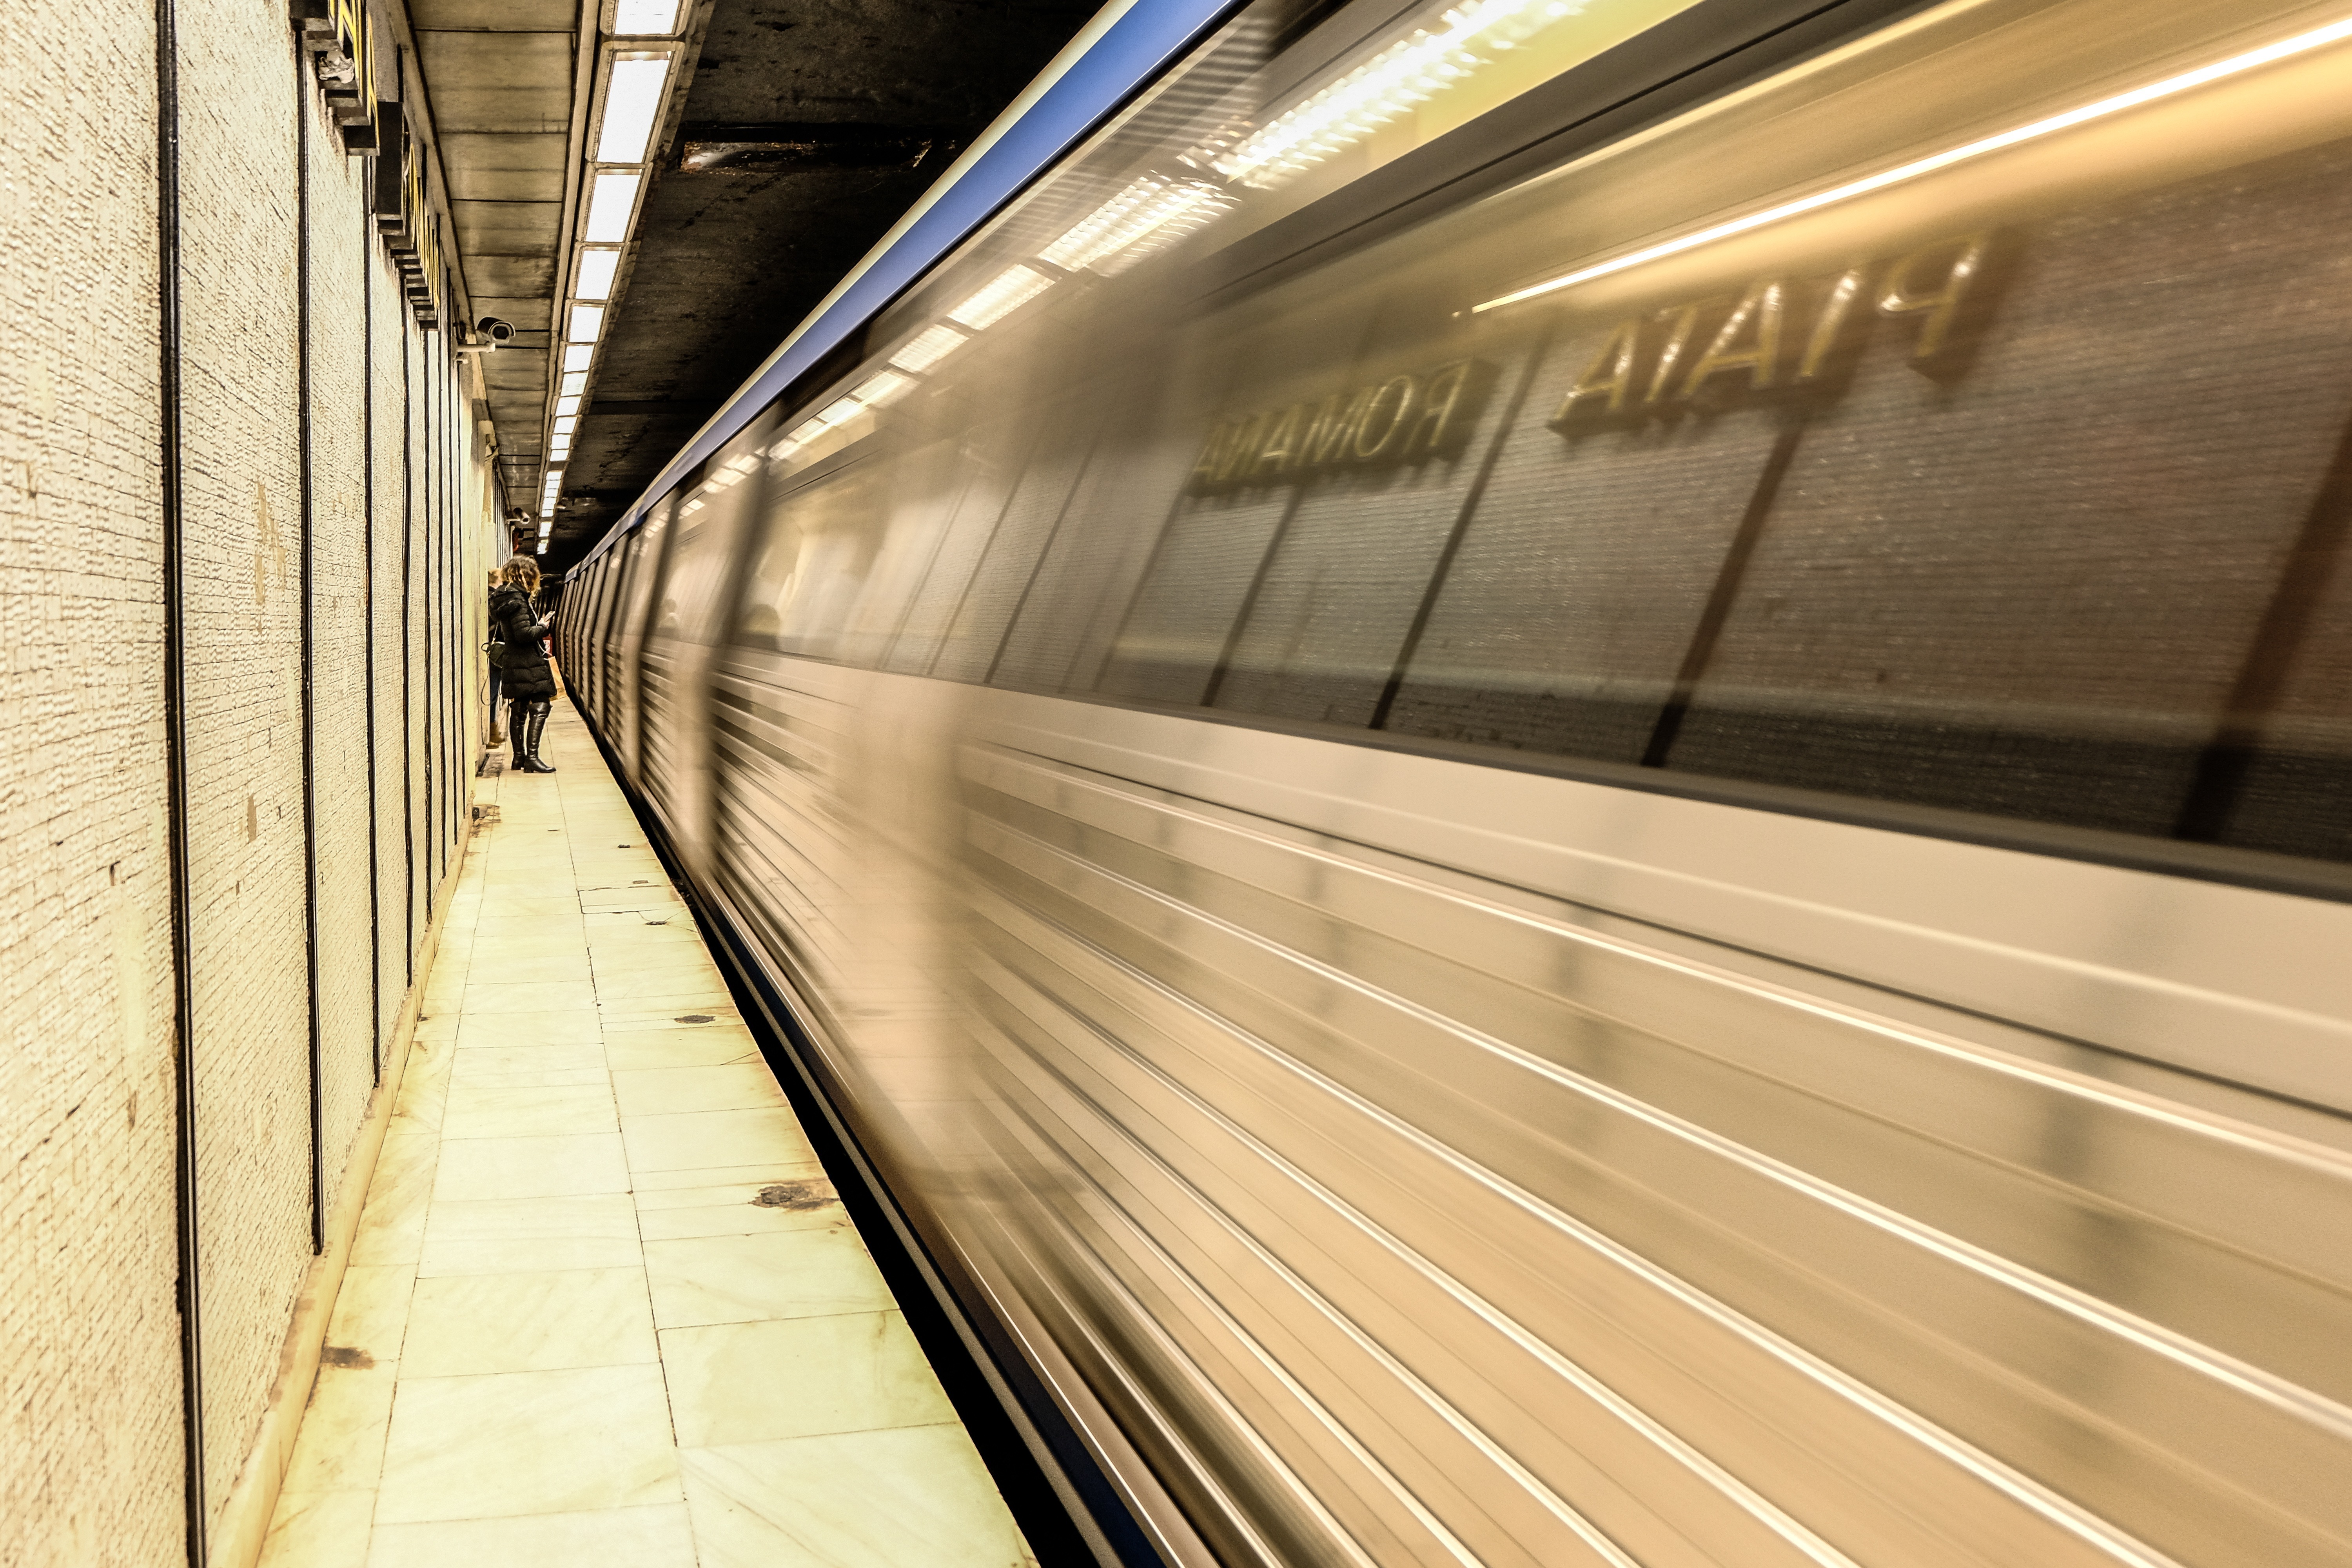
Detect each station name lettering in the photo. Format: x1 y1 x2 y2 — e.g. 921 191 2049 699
1187 358 1500 494
1552 231 2004 427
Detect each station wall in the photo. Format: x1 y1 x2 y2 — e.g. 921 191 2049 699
0 1 502 1561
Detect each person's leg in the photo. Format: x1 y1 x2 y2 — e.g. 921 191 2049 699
487 666 504 743
509 699 531 768
521 701 557 773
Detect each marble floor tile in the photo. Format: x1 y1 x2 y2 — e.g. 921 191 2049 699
420 1192 642 1278
402 1267 657 1376
450 1042 608 1087
366 1503 698 1568
635 1173 846 1241
583 908 699 931
433 1132 629 1202
659 1312 954 1448
644 1228 893 1329
388 1038 452 1136
680 1425 1031 1568
587 948 723 979
461 979 603 1015
441 1081 618 1140
604 1028 763 1071
325 1265 415 1366
469 907 589 933
466 893 581 921
603 987 740 1018
622 1107 817 1173
467 951 593 985
408 1010 461 1043
376 1363 680 1524
279 1362 399 1494
478 878 582 901
466 911 589 937
455 1010 604 1049
350 1135 438 1268
484 851 577 872
629 1160 824 1192
604 1006 744 1033
258 1488 376 1568
631 1174 835 1214
579 885 682 904
586 931 706 957
612 1063 784 1118
592 958 728 997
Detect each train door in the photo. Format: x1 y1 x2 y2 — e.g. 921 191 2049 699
635 421 772 875
610 500 673 782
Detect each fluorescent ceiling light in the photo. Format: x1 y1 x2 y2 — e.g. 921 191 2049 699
560 372 588 396
556 395 583 416
1475 11 2352 314
887 323 968 374
573 248 622 302
554 415 579 435
946 265 1053 330
562 344 595 372
769 365 920 459
613 0 679 35
583 172 642 242
1210 0 1569 191
536 542 548 554
1040 174 1231 273
853 368 915 407
597 55 672 165
566 303 606 343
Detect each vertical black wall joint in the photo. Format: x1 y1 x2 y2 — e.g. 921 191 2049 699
363 202 383 1082
295 54 325 1257
156 0 206 1552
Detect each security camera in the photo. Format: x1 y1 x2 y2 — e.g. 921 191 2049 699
455 318 516 356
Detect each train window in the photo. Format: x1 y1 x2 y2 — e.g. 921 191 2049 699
725 0 2352 877
649 428 768 650
733 457 890 662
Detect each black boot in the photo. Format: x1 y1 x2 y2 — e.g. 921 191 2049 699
519 701 557 773
508 701 531 770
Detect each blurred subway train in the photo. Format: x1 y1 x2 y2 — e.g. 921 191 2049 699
554 0 2352 1563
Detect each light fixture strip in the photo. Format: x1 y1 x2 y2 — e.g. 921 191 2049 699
595 53 673 165
545 34 684 537
612 0 681 37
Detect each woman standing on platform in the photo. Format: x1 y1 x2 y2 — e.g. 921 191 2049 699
490 558 558 774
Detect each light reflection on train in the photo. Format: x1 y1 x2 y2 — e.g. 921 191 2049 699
561 0 2352 1563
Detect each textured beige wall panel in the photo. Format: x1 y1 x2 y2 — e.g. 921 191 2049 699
176 7 315 1522
304 114 377 1221
0 0 187 1559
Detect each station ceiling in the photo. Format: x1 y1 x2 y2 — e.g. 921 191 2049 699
407 0 1101 569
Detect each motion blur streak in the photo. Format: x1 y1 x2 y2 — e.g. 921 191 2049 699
559 1 2352 1564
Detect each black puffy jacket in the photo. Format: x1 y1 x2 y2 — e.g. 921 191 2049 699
490 585 557 701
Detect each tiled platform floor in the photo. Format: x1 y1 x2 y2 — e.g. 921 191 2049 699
258 704 1034 1567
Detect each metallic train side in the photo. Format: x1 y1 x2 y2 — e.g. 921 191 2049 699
554 1 2352 1562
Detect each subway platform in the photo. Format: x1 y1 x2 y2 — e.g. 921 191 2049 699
256 705 1031 1568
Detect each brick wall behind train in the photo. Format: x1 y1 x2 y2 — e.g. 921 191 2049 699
1 4 492 1557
